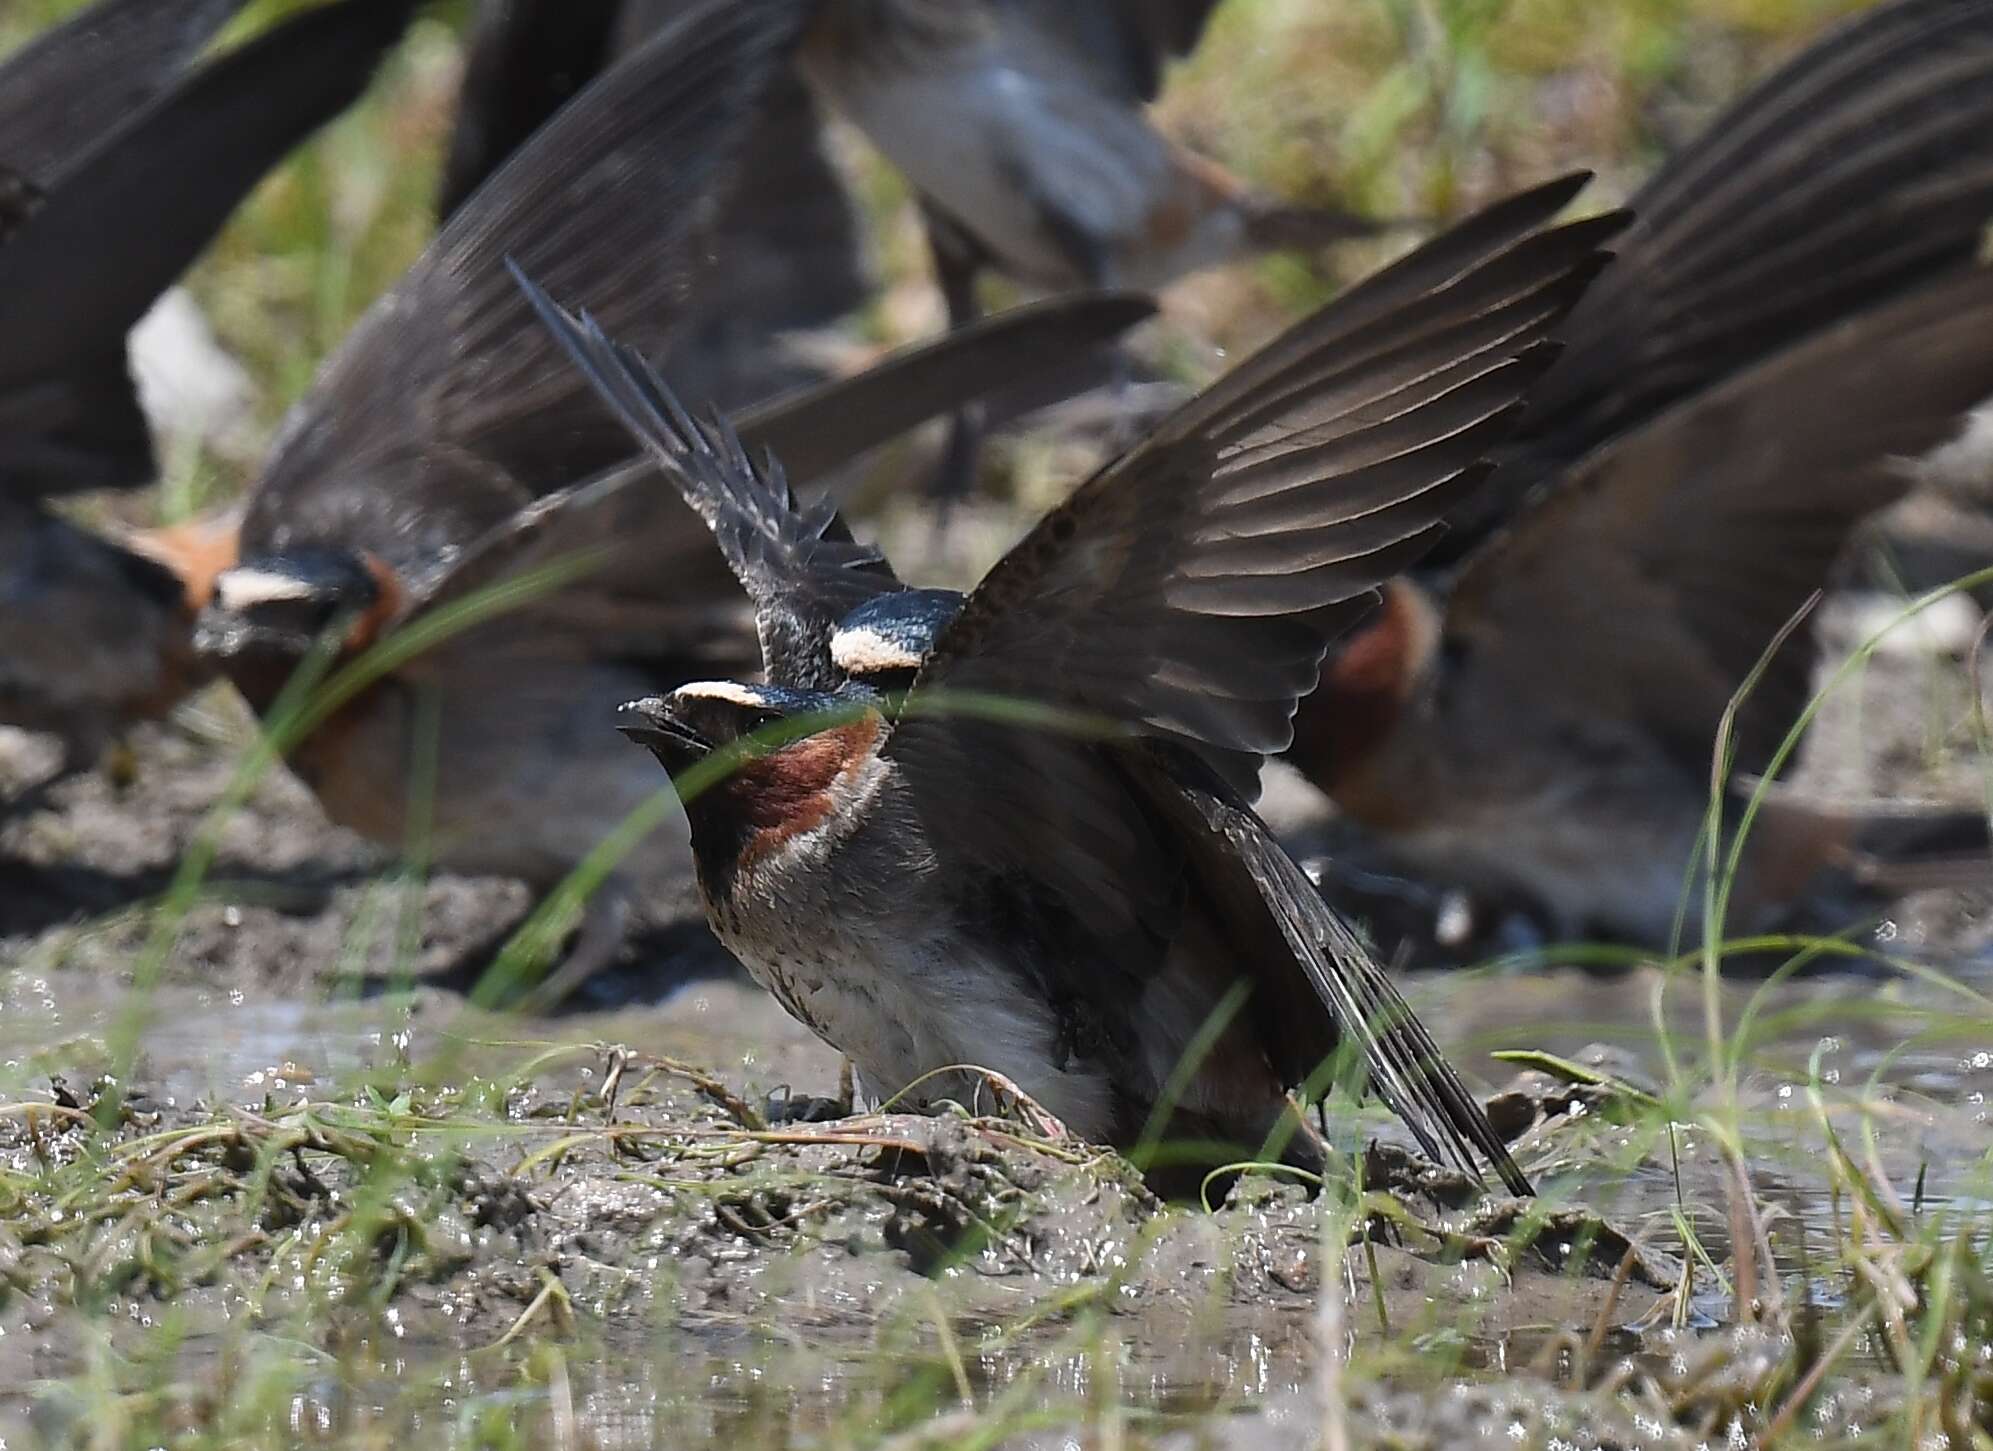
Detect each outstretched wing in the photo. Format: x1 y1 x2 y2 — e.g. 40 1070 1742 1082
894 173 1623 799
520 271 1157 682
1443 262 1993 781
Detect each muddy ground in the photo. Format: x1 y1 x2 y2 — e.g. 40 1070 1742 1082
0 603 1988 1448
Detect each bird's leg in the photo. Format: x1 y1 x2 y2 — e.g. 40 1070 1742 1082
922 197 991 509
763 1056 856 1125
518 879 633 1012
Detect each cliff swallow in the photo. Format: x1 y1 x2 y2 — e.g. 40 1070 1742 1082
796 0 1384 497
0 0 414 780
198 0 1153 1001
1284 0 1993 948
523 173 1628 1188
0 507 236 776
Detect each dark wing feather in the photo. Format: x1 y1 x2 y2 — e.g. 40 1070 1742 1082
0 0 246 181
895 174 1623 799
392 457 754 670
0 0 414 498
513 274 906 687
0 165 40 243
1150 765 1530 1193
242 0 803 571
1446 263 1993 779
437 0 622 222
729 293 1156 482
1433 0 1993 561
623 1 870 415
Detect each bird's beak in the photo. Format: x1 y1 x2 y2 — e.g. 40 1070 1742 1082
616 696 712 765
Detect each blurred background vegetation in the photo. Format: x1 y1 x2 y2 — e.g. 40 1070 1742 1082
0 0 1875 523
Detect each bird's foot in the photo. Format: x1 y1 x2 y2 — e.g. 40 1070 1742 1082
972 1068 1070 1141
762 1087 853 1125
763 1056 857 1125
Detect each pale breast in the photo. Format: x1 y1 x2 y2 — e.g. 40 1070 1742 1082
707 821 1119 1139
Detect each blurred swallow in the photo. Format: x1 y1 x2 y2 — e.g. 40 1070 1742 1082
797 0 1386 498
0 507 236 773
1429 0 1993 565
0 0 414 782
1289 268 1993 949
1285 0 1993 947
525 173 1630 1189
800 0 1377 296
441 0 867 414
200 0 1152 1001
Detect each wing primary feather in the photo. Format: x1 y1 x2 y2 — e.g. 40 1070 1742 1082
1229 804 1531 1194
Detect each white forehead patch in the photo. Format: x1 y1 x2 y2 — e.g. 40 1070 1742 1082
674 680 772 708
213 567 318 610
830 624 924 675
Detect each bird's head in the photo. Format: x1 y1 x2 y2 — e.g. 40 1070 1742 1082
194 547 404 711
617 680 889 883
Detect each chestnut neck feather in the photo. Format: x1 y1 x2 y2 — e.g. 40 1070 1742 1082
689 716 883 894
